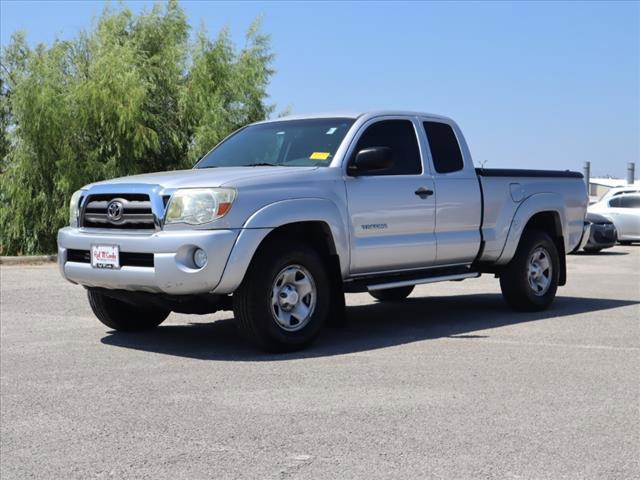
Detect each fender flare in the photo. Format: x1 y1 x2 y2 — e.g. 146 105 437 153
213 198 350 294
496 193 566 266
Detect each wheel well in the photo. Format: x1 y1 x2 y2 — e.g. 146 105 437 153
523 211 567 286
249 221 342 289
254 221 346 325
259 221 338 257
249 221 342 282
524 211 562 238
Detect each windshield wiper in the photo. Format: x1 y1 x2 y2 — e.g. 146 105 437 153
198 162 281 168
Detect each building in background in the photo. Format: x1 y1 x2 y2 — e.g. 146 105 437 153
583 162 637 203
588 177 640 203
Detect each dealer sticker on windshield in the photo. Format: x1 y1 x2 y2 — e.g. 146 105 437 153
91 244 120 269
309 152 331 161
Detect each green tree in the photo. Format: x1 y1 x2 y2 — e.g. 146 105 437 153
0 0 275 255
0 77 11 169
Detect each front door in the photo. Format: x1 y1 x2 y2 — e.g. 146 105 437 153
344 119 437 274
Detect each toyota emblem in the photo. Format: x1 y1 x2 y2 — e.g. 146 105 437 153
106 200 124 221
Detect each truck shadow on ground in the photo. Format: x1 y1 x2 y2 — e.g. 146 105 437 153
101 293 638 361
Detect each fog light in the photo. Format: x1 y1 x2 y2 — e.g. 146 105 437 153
193 248 207 269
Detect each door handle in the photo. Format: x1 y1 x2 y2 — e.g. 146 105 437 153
415 187 434 198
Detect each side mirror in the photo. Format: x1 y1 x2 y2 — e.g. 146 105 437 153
349 147 393 175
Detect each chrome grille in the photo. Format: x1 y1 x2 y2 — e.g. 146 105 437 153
81 193 156 230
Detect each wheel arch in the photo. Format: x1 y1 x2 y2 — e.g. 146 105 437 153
522 211 566 286
496 194 568 285
213 199 349 294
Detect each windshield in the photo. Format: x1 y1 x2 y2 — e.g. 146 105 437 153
195 118 355 168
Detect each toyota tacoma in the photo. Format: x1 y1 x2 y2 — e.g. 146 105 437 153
58 111 588 351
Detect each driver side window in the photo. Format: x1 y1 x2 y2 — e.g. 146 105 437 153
351 120 422 176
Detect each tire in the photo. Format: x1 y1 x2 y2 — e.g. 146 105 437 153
369 285 414 302
87 290 169 331
232 240 330 352
499 230 560 312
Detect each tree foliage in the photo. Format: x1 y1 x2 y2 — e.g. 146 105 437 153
0 0 274 254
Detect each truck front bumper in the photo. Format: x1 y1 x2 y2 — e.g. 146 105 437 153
57 227 239 294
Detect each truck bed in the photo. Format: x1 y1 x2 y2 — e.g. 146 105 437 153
476 169 586 265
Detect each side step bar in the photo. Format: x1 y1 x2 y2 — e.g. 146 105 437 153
367 272 480 291
343 265 481 293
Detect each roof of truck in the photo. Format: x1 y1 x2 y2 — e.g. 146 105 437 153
253 110 455 124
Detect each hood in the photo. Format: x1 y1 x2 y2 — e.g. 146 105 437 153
87 166 319 190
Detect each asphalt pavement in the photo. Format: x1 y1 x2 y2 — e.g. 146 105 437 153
1 246 639 479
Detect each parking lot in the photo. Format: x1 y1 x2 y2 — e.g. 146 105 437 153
1 246 639 479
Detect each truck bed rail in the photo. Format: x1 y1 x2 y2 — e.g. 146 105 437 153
475 168 583 178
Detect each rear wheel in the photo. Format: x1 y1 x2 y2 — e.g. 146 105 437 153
500 230 560 311
87 290 169 331
233 241 330 352
369 285 414 302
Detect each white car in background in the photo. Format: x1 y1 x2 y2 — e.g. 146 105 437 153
589 192 640 244
597 186 640 205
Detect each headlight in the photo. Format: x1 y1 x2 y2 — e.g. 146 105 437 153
69 190 84 227
165 188 236 225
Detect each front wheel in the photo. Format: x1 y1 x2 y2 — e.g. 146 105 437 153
233 241 330 352
499 230 560 311
369 285 414 302
87 290 170 331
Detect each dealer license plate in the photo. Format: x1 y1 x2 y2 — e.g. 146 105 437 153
91 245 120 269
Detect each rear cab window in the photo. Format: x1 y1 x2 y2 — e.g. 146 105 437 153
422 121 464 174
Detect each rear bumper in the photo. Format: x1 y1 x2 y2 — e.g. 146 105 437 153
57 227 239 294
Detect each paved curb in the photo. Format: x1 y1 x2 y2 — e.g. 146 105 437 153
0 255 57 265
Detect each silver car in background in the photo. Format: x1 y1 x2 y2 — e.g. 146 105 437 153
589 192 640 244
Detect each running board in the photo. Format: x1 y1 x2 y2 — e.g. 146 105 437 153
367 272 480 291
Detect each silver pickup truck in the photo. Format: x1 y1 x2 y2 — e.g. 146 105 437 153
58 111 588 351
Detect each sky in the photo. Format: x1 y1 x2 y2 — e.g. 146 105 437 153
1 0 638 176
